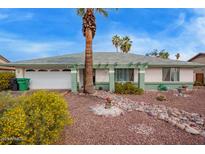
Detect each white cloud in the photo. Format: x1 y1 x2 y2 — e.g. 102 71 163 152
94 9 205 61
0 31 77 61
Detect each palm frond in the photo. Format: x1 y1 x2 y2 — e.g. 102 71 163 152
77 8 86 17
96 8 108 17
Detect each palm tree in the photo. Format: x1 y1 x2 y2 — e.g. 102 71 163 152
112 35 122 52
77 8 108 94
145 49 158 57
120 36 132 53
175 53 180 60
158 50 169 59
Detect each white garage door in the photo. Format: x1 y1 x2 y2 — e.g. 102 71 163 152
25 71 71 89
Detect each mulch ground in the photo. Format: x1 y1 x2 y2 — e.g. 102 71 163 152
57 89 205 145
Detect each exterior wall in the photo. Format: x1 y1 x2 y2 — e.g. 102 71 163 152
180 68 194 82
95 69 109 90
15 68 25 78
134 69 138 82
144 67 194 90
190 55 205 64
0 59 6 64
193 68 205 82
95 69 109 82
189 54 205 83
145 68 162 82
145 82 193 90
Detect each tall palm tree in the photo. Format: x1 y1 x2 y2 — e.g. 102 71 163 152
77 8 108 94
175 53 180 60
120 36 132 53
112 35 122 52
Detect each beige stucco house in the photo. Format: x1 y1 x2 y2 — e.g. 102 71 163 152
0 55 15 72
188 53 205 86
1 52 204 92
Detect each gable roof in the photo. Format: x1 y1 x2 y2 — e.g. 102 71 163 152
0 55 10 63
188 53 205 62
1 52 204 68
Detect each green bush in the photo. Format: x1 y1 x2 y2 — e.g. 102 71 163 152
115 82 144 95
158 84 168 91
115 82 124 94
0 72 15 91
0 90 73 145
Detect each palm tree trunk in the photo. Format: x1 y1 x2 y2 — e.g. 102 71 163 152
84 28 94 93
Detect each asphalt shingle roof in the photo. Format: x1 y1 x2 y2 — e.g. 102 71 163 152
2 52 204 67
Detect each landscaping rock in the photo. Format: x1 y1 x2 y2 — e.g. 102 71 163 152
185 126 200 135
90 90 205 137
176 122 186 130
90 104 124 117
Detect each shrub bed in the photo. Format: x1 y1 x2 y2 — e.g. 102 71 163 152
115 82 144 95
0 72 15 91
0 90 73 145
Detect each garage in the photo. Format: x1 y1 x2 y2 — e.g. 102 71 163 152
25 69 71 89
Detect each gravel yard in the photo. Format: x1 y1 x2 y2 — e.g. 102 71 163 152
57 89 205 145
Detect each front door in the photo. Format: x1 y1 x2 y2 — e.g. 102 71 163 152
196 73 204 85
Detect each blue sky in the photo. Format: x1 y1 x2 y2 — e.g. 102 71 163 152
0 8 205 61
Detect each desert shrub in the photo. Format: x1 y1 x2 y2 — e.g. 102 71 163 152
0 72 15 91
0 92 17 115
0 92 29 145
0 105 29 145
20 90 73 144
115 82 124 94
115 82 144 95
0 90 73 145
156 94 167 101
194 81 204 86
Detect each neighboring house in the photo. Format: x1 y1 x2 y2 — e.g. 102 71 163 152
0 55 15 72
1 52 203 92
188 53 205 85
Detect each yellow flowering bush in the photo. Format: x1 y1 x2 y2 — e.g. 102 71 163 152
0 72 15 91
0 91 73 145
20 90 73 144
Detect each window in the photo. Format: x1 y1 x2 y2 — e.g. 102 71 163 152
115 69 134 82
26 69 35 72
162 68 179 81
50 69 60 72
62 69 70 72
38 69 48 72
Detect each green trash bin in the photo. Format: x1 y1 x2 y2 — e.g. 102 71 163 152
17 78 30 91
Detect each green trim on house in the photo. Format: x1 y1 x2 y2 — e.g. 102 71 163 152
138 67 145 89
71 68 78 92
95 82 109 90
145 82 193 90
109 67 115 92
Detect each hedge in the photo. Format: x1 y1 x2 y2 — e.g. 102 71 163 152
0 72 15 91
0 91 73 145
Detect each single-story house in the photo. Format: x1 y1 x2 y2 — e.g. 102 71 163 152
0 55 15 72
188 53 205 85
1 52 204 92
